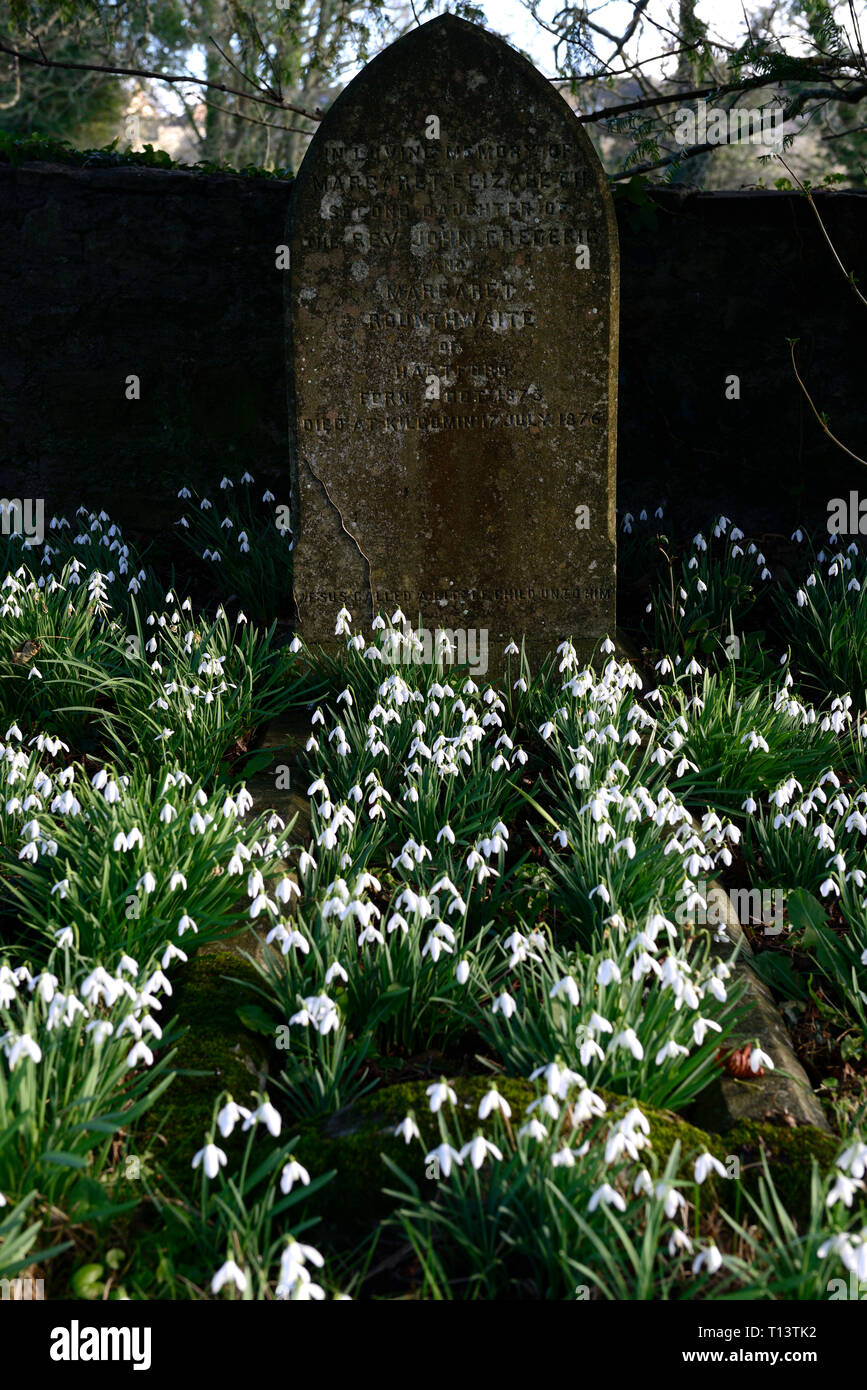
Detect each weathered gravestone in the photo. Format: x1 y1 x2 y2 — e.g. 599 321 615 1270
288 13 618 668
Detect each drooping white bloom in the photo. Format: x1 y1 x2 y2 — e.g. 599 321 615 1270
478 1088 511 1120
588 1183 626 1213
694 1152 729 1183
211 1260 247 1294
280 1159 311 1194
192 1143 228 1179
692 1244 723 1275
394 1116 420 1144
426 1081 457 1113
460 1134 503 1170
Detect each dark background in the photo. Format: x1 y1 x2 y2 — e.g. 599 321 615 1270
1 162 864 558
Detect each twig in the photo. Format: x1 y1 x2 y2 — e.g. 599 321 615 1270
789 340 867 468
576 74 782 125
822 121 867 139
778 155 867 308
0 38 322 121
208 32 274 99
201 97 312 139
608 140 717 181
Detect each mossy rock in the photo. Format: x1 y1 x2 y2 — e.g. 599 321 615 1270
289 1077 842 1244
290 1078 720 1241
292 1076 536 1239
724 1119 840 1222
172 947 266 1031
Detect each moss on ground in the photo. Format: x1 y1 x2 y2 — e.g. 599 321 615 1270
139 949 269 1187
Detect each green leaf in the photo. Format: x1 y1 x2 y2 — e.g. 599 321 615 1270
236 748 281 777
41 1150 87 1169
235 1003 278 1036
749 951 807 1001
71 1264 104 1299
787 887 828 940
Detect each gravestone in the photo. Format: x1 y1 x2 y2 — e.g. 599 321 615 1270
288 14 618 667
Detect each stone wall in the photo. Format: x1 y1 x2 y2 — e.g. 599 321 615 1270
1 161 864 545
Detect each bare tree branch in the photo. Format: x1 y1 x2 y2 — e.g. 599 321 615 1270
201 97 312 139
0 36 323 122
607 140 717 180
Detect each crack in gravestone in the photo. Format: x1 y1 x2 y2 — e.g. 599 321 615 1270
303 457 374 626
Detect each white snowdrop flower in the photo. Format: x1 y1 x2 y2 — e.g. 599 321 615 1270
695 1152 729 1183
579 1037 605 1066
749 1045 774 1073
460 1134 503 1170
588 1183 626 1213
587 1011 614 1036
426 1081 457 1113
668 1228 694 1258
243 1099 282 1137
492 993 517 1020
519 1118 549 1142
424 1142 463 1179
275 877 300 904
612 1027 644 1060
211 1260 247 1295
837 1143 867 1180
216 1101 251 1138
550 975 580 1006
656 1183 687 1219
478 1088 511 1120
394 1115 422 1147
280 1158 311 1194
692 1244 723 1275
692 1017 722 1046
6 1033 42 1067
192 1143 228 1180
126 1040 154 1069
596 958 621 986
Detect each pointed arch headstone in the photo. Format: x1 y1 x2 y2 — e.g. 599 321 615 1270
288 14 618 665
